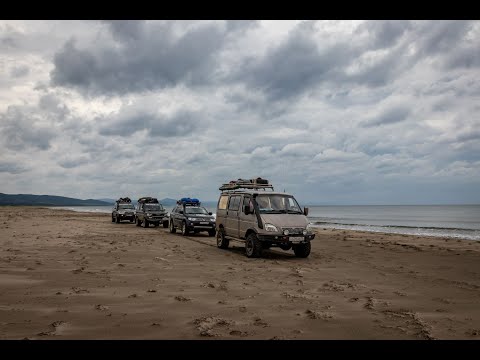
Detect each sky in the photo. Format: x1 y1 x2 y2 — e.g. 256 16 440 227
0 20 479 205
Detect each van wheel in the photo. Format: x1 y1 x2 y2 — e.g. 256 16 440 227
136 217 141 227
143 219 149 228
245 233 262 258
181 222 189 236
163 220 169 228
169 220 176 233
216 228 229 249
293 242 311 258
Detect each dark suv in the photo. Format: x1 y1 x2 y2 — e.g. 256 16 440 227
169 198 216 236
112 197 135 223
135 197 169 228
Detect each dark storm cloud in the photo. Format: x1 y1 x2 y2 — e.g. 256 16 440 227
235 27 355 101
362 106 411 127
98 109 201 138
58 156 90 169
50 21 235 95
418 20 473 56
0 161 28 174
0 105 56 150
359 20 412 49
103 20 146 42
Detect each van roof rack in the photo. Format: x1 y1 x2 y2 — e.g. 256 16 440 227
116 197 132 203
219 177 274 191
137 197 159 204
177 197 201 206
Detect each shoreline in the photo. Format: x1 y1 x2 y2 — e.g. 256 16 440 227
1 207 479 339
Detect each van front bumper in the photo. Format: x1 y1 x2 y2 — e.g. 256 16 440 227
257 233 315 243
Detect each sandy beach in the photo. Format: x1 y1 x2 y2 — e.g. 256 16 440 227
1 206 479 339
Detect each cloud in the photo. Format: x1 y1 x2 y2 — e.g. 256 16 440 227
50 21 250 95
10 65 29 78
0 161 28 174
98 108 203 138
362 106 411 127
0 105 57 151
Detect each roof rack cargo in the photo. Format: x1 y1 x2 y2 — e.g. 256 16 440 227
219 177 274 191
137 197 159 204
177 197 201 206
116 197 131 203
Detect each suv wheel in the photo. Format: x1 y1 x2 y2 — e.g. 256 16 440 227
169 220 176 233
216 228 229 249
293 242 311 258
245 233 262 258
111 214 115 223
115 215 120 223
181 221 189 236
163 220 169 228
136 217 141 227
143 218 149 228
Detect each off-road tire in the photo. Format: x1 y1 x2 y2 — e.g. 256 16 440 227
169 220 176 233
111 215 115 223
245 233 262 258
293 242 311 258
143 218 149 228
116 215 120 224
136 217 141 227
181 221 189 236
216 228 229 249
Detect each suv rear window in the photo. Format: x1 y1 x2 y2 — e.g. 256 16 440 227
218 195 229 210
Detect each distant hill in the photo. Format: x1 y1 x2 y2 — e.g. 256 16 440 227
0 193 112 206
95 198 116 204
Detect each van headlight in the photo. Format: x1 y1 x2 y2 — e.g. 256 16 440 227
264 223 278 232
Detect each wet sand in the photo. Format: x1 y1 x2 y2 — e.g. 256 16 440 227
1 206 479 339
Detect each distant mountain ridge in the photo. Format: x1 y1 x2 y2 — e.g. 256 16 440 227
0 193 112 206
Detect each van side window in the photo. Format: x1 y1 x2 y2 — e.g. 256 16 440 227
228 196 240 211
218 195 229 210
242 196 251 213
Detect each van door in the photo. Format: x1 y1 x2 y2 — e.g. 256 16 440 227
238 195 255 239
225 195 241 238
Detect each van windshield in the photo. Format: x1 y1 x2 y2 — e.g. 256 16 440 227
255 195 303 214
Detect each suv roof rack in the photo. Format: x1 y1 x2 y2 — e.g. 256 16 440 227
177 197 201 206
116 197 132 203
137 197 159 204
219 177 274 192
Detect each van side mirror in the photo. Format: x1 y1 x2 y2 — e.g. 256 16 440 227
304 207 309 216
208 212 212 215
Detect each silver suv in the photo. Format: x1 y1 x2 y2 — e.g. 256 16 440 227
215 178 315 258
112 197 135 223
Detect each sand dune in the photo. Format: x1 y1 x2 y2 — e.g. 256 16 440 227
1 207 479 339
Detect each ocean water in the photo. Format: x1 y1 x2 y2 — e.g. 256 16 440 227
49 204 480 241
307 205 480 241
